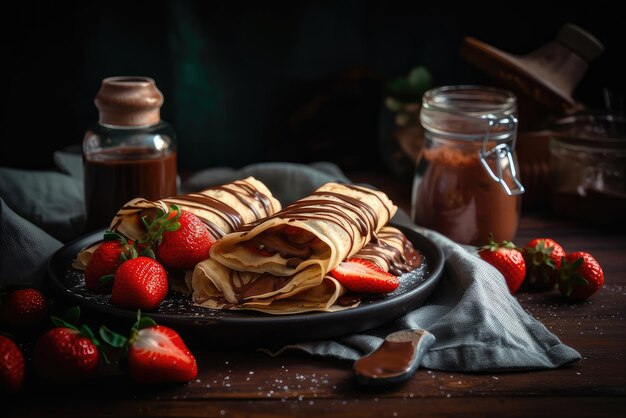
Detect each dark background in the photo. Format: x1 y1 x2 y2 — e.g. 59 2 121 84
2 1 624 172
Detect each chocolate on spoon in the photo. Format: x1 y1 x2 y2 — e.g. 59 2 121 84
353 328 435 386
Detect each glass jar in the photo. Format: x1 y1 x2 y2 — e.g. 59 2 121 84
412 85 524 246
549 113 626 228
83 77 177 232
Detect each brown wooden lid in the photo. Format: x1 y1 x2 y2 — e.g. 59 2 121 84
95 76 164 126
460 24 604 114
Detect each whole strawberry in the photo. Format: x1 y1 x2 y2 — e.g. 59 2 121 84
0 335 25 394
100 312 198 384
0 288 48 327
558 252 604 302
111 257 168 310
33 307 101 382
522 238 566 291
330 258 399 293
478 236 526 295
144 205 215 270
85 231 137 293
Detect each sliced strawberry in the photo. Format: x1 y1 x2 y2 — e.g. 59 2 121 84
330 258 399 294
127 325 197 383
100 312 197 384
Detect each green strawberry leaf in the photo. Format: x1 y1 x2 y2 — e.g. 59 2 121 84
99 325 128 348
141 216 151 232
139 247 156 259
164 222 181 232
571 257 584 270
104 230 127 245
137 316 158 330
571 274 589 286
51 315 78 331
100 274 115 285
80 323 96 340
62 306 81 325
131 309 157 332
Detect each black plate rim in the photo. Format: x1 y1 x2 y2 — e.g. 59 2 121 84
47 223 444 330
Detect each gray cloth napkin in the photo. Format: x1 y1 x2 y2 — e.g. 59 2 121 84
0 154 580 371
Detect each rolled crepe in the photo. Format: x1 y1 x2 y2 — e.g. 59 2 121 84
74 177 281 269
191 226 421 314
208 182 397 301
194 183 397 310
111 177 280 241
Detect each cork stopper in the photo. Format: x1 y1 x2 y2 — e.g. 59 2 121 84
95 76 164 126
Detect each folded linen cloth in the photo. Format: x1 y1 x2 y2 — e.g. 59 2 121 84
0 154 580 371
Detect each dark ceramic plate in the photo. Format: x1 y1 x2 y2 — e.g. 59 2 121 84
47 224 444 347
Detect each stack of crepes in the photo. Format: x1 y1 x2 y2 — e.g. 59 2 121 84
192 182 422 314
74 177 281 269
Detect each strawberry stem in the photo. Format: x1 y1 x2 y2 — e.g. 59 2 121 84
139 204 182 250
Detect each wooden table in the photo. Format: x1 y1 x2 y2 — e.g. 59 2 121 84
6 173 626 418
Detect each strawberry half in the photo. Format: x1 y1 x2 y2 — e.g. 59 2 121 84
522 238 566 291
0 287 48 327
478 236 526 295
111 257 169 310
330 258 399 293
558 252 604 302
0 335 25 394
85 231 137 293
100 311 198 384
33 307 102 382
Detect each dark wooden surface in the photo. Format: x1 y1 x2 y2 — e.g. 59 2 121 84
6 172 626 418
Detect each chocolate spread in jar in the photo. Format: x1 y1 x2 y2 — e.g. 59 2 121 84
84 148 177 231
412 144 520 246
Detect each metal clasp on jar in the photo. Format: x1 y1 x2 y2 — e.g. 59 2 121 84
478 116 525 196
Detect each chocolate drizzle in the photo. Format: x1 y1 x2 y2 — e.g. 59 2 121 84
248 185 387 253
355 228 422 276
113 179 277 240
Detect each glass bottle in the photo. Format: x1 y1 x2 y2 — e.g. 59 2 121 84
83 76 177 232
412 85 524 246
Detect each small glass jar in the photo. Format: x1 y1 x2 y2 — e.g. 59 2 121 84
83 77 177 232
549 113 626 228
412 86 524 246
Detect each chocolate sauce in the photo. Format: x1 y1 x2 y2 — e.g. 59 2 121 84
164 179 276 239
353 340 415 378
356 228 422 275
353 329 433 385
84 149 177 231
235 273 290 301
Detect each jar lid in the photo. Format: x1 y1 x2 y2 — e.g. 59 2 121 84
421 85 517 141
95 76 164 127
